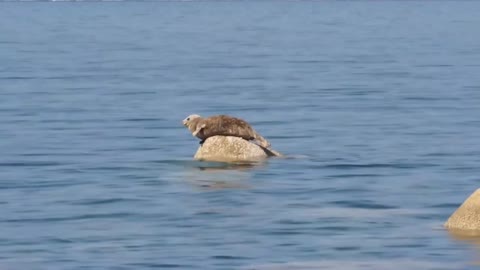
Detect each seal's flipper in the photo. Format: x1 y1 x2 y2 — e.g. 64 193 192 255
253 132 271 148
192 124 206 137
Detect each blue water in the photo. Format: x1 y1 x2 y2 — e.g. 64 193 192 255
1 1 480 269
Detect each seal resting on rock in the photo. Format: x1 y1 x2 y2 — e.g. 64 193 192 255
182 114 271 148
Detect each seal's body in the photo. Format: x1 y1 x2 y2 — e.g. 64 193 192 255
182 114 271 148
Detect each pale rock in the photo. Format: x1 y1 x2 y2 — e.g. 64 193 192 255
445 189 480 232
193 135 281 163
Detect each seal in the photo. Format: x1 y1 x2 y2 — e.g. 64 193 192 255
182 114 271 148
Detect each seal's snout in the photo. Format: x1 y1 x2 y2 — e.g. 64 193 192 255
182 119 187 126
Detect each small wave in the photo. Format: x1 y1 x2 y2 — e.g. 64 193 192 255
0 161 66 167
3 212 136 224
69 197 143 205
330 200 397 210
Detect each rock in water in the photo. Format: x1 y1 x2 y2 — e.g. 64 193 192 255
445 189 480 231
193 135 281 163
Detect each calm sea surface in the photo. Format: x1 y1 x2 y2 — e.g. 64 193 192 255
1 1 480 269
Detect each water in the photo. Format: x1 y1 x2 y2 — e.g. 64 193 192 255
1 1 480 269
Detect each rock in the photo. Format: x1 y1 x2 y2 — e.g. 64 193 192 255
444 189 480 232
193 135 281 163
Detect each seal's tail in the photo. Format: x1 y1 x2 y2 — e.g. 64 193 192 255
253 132 271 148
264 148 284 157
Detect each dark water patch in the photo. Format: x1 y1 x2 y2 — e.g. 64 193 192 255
332 200 397 210
3 212 136 224
402 130 461 136
334 246 360 251
445 166 478 172
129 135 168 140
276 242 297 247
321 163 397 169
320 163 438 170
198 63 256 70
287 59 331 64
10 248 48 254
412 213 444 221
211 255 251 260
422 152 454 157
145 124 183 129
56 168 90 175
94 145 161 152
120 117 164 122
43 75 103 80
38 118 94 124
235 76 268 81
0 40 21 44
0 161 67 167
455 120 480 126
261 229 307 236
275 219 313 225
326 173 384 179
0 76 38 80
415 64 454 68
429 203 461 209
138 179 172 187
116 91 157 96
82 165 153 172
46 237 74 244
266 134 314 139
127 263 189 268
385 243 428 249
70 198 144 206
229 107 271 113
110 136 163 141
301 187 362 195
29 118 109 123
18 152 96 157
402 96 462 101
149 159 199 166
64 86 93 91
319 87 362 92
312 225 354 232
342 89 389 96
327 187 371 194
0 181 88 190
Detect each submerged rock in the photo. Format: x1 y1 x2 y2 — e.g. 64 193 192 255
445 189 480 232
193 135 282 163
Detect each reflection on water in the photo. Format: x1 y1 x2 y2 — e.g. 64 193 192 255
195 161 265 172
183 161 265 190
446 229 480 266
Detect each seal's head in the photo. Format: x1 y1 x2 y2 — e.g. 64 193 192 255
182 114 201 127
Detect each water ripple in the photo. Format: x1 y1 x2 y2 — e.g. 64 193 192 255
4 213 137 223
